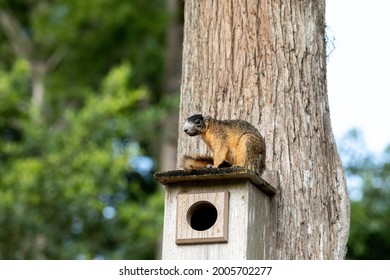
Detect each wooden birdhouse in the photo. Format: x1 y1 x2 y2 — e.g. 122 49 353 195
154 167 277 260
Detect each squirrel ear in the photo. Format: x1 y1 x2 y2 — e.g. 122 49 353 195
204 116 211 123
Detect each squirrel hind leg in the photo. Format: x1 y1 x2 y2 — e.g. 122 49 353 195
236 134 266 174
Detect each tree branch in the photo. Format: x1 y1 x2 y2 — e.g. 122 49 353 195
0 9 33 60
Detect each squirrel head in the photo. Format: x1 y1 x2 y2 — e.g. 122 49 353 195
183 114 210 136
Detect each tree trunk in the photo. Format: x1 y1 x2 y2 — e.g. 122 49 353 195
177 0 350 259
30 61 46 120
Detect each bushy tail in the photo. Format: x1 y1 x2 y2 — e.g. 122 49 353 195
182 154 232 170
182 154 213 170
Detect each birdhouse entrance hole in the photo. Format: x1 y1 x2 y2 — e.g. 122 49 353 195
187 201 218 231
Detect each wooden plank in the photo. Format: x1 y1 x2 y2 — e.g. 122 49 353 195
154 167 276 196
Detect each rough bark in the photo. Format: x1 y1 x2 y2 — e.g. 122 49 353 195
177 0 350 259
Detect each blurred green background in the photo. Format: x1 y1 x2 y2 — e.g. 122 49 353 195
0 0 389 259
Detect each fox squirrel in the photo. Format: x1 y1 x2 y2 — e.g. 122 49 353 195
182 114 266 174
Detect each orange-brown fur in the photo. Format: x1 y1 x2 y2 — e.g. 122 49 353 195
182 115 266 174
182 154 213 170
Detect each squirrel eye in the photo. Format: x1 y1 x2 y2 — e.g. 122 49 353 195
195 119 201 125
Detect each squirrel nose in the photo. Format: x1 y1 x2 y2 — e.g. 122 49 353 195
184 128 188 133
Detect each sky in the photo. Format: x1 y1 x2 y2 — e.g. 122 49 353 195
326 0 390 156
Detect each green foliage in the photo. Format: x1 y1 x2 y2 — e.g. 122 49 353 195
0 59 30 154
0 0 167 112
339 129 390 259
0 61 164 259
0 0 179 260
46 0 167 92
